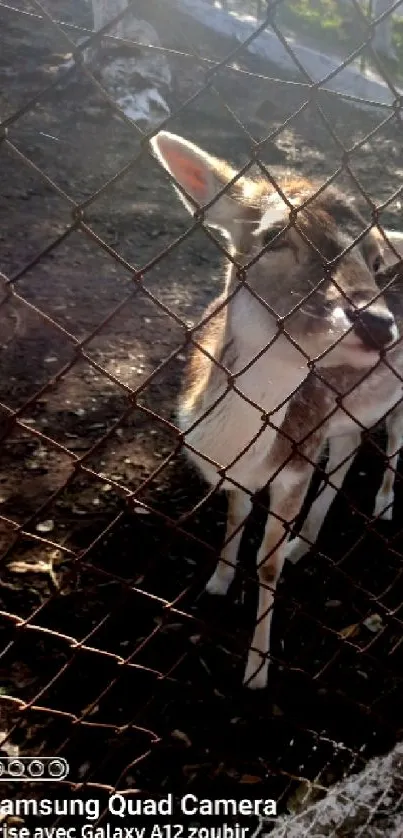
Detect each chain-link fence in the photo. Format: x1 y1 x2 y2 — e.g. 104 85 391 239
1 0 403 834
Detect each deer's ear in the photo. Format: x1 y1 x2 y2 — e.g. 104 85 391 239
150 131 247 237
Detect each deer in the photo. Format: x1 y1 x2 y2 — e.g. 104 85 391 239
284 238 403 567
150 130 398 689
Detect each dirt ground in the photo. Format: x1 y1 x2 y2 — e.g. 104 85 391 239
1 0 403 825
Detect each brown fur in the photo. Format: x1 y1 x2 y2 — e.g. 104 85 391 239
284 253 403 564
151 131 397 690
182 178 382 422
181 293 227 417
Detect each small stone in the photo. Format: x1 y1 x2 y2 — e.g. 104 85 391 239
189 634 201 644
363 613 383 633
171 729 192 747
36 519 54 533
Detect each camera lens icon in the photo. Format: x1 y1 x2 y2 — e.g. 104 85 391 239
48 759 65 778
8 760 24 778
0 756 69 781
28 760 44 778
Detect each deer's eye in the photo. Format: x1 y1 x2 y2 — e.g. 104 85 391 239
261 227 289 251
372 254 383 273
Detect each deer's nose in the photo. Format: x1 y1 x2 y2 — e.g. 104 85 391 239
346 304 398 350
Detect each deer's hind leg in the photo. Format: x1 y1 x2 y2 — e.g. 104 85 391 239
244 465 315 690
374 409 403 520
285 432 361 565
206 490 253 596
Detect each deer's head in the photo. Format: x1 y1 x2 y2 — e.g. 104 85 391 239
150 131 397 369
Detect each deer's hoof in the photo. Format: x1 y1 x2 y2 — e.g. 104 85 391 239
205 571 232 596
373 492 394 521
284 536 310 564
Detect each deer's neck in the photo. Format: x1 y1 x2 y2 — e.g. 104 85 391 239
227 282 307 376
181 283 309 423
178 284 310 491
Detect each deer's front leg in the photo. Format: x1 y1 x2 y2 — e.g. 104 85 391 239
374 409 403 520
206 489 253 596
286 431 361 564
244 469 312 690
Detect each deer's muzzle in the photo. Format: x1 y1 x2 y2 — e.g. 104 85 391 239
345 303 398 351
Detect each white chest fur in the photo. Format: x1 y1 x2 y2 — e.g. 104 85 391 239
178 348 308 492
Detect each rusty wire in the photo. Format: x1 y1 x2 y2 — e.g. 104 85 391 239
0 0 403 831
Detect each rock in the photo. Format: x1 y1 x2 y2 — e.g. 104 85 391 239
84 2 171 128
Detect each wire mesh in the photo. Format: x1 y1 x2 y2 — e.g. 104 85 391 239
0 0 403 833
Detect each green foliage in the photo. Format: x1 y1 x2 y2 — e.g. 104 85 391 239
277 0 403 79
